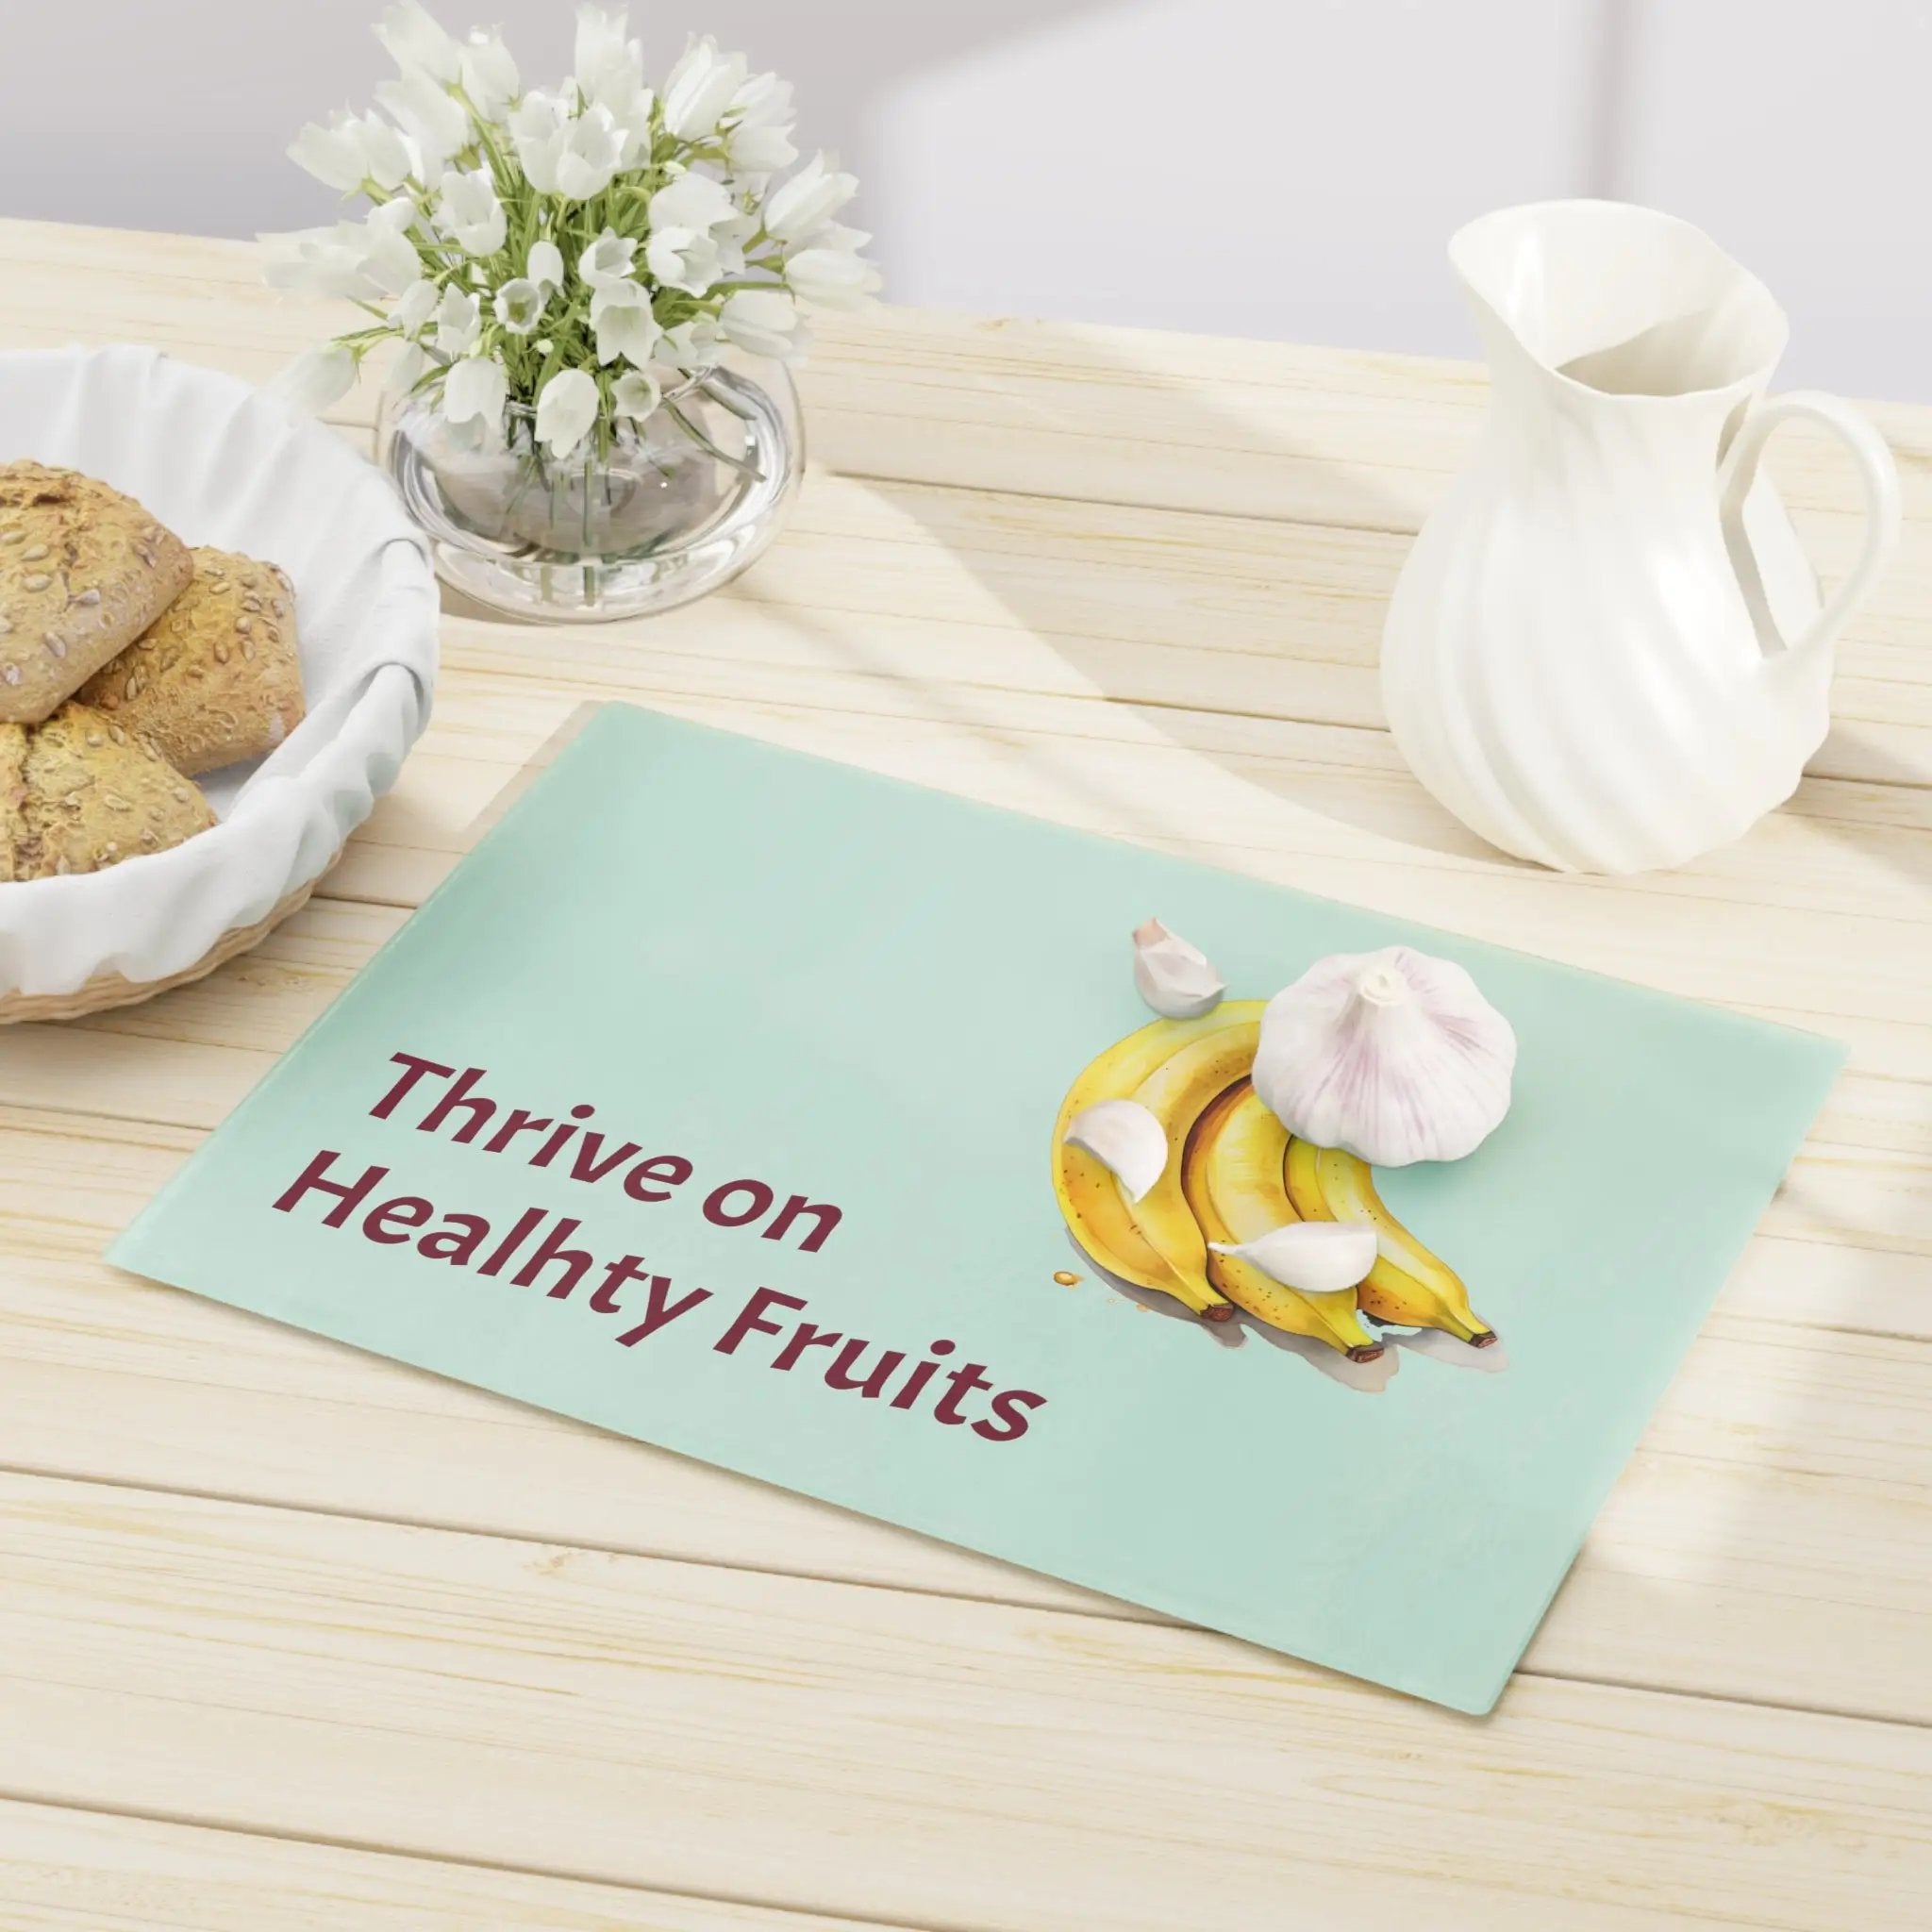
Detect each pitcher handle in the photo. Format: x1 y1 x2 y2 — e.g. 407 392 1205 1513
1719 390 1901 668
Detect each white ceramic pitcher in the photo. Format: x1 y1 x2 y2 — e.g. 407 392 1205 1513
1381 201 1901 874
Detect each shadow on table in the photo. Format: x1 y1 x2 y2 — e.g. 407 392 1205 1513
792 312 1516 874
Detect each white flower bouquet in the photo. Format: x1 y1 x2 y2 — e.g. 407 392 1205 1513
263 1 878 472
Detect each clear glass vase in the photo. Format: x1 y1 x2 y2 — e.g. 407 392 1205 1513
379 358 803 622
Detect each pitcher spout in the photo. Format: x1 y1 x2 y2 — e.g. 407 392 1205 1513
1451 201 1788 408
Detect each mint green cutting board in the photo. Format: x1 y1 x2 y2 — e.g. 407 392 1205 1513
110 703 1843 1712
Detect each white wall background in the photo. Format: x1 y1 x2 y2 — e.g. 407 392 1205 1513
1 0 1925 397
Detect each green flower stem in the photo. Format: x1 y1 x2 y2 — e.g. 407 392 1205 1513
664 396 762 480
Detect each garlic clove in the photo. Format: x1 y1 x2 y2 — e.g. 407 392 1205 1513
1131 917 1225 1019
1064 1098 1170 1202
1209 1223 1377 1295
1252 943 1516 1167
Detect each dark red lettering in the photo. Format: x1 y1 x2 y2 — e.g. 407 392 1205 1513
419 1065 496 1143
714 1287 808 1355
973 1390 1047 1442
933 1361 993 1425
364 1195 433 1244
623 1154 693 1203
613 1274 713 1345
273 1150 388 1227
824 1338 905 1398
761 1193 842 1253
420 1212 491 1264
772 1323 842 1371
511 1216 593 1298
889 1339 956 1412
477 1206 546 1276
704 1179 774 1228
484 1108 554 1155
590 1253 650 1313
571 1131 641 1183
531 1104 595 1167
371 1053 454 1119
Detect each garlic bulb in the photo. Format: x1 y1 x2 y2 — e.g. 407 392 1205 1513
1064 1098 1169 1202
1131 917 1224 1019
1251 944 1515 1166
1210 1223 1377 1294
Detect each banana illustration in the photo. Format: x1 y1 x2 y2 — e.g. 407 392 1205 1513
1123 1019 1263 1317
1285 1138 1495 1346
1050 1003 1263 1319
1054 1001 1489 1355
1183 1081 1382 1359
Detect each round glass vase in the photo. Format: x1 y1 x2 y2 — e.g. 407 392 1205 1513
379 358 803 622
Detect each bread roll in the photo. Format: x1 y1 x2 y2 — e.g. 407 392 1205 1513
0 462 193 725
0 702 213 881
0 723 26 884
78 546 305 774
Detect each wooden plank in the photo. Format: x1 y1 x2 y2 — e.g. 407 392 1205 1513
4 853 1930 1274
753 460 1932 693
5 229 1910 1282
36 661 1931 1074
387 468 1932 793
175 730 1932 1013
14 204 1925 790
6 892 1930 1269
175 562 1930 964
0 1798 890 1931
803 307 1932 535
2 213 1927 1916
4 216 1926 541
2 1475 1929 1932
398 666 1930 1038
231 632 1932 1045
7 215 1925 791
0 219 366 426
352 658 1932 891
5 218 1924 830
0 1108 1927 1724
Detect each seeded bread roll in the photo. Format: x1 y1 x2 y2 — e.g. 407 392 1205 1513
0 723 25 884
0 462 193 726
77 547 305 775
0 702 214 881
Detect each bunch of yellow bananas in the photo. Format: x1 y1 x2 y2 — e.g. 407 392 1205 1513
1050 1002 1494 1360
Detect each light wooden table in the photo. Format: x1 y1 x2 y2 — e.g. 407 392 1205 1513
1 218 1928 1931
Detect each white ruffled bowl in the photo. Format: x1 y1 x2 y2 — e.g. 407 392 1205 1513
0 345 438 1012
